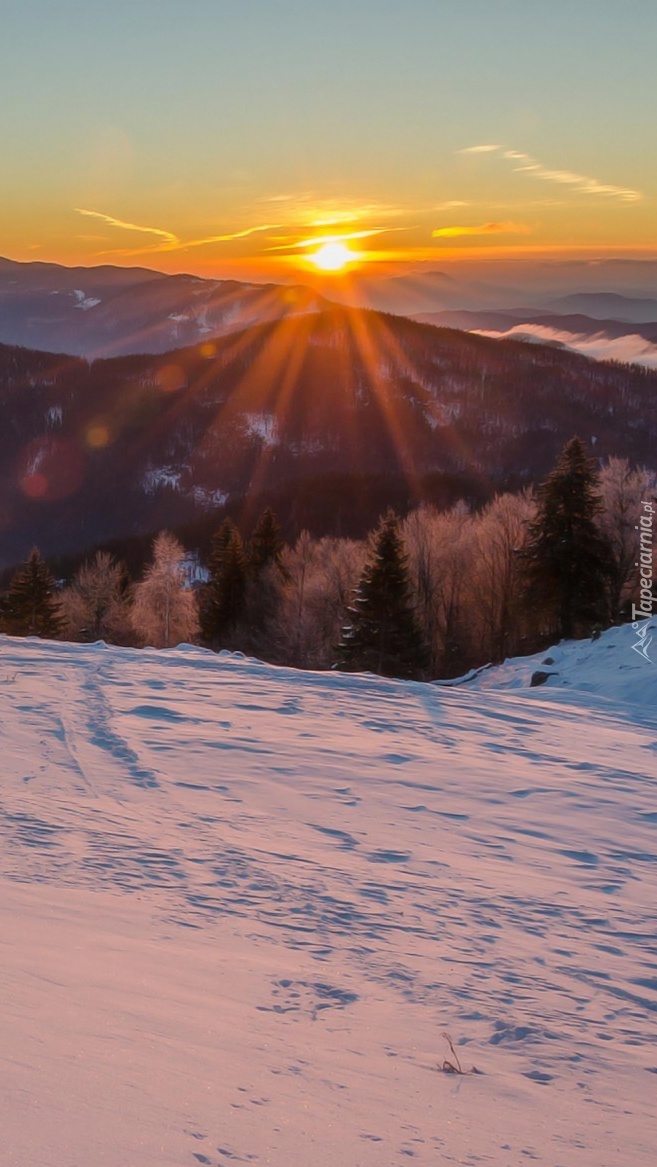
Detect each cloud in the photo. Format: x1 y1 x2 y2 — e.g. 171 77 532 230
474 323 657 368
434 200 471 210
432 221 530 238
75 208 178 245
75 208 279 256
266 227 408 253
185 224 280 249
259 192 411 227
460 144 502 154
456 147 642 202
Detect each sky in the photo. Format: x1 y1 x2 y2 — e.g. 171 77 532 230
2 0 656 281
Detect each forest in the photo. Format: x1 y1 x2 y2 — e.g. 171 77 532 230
0 442 652 681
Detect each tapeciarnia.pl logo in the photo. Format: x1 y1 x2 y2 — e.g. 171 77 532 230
631 500 655 663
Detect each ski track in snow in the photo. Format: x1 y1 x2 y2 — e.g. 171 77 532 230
0 631 656 1167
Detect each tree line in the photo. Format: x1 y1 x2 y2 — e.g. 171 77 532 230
0 439 654 681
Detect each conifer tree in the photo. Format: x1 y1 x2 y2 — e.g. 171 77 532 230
4 548 63 639
202 519 248 647
248 508 285 575
523 437 614 640
208 518 237 579
336 511 429 680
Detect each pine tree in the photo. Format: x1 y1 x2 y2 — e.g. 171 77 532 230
336 511 429 680
248 508 285 575
201 519 248 647
4 548 63 639
523 437 614 640
208 518 238 579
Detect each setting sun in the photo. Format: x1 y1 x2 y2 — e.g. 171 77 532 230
311 240 355 271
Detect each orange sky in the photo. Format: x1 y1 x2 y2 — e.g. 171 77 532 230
2 3 656 283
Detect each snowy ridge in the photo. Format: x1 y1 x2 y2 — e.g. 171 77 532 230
0 633 655 1166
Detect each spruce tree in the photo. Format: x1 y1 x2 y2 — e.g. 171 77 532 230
208 518 237 579
248 508 284 575
523 436 614 640
202 519 248 647
336 511 429 680
5 548 63 639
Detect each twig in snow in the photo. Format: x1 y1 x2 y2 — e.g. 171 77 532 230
439 1032 479 1075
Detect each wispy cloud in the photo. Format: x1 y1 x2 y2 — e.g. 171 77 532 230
265 227 407 253
186 225 281 248
434 200 471 211
75 208 178 245
259 192 411 227
459 144 502 154
432 221 530 239
75 208 279 256
458 147 642 202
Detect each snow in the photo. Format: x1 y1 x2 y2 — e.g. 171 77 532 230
73 289 101 311
45 404 63 428
0 628 655 1166
190 485 229 508
243 411 279 447
449 619 657 709
142 466 183 493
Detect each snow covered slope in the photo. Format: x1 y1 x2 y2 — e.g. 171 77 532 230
1 632 655 1167
442 619 657 709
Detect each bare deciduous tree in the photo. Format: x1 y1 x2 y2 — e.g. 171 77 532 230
598 458 657 618
274 534 366 668
471 490 535 662
61 551 132 644
131 532 199 648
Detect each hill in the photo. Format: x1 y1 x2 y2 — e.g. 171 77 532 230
1 306 656 565
0 255 332 357
415 309 657 368
0 627 655 1165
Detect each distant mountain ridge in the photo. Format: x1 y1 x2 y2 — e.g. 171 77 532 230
4 255 657 360
414 308 657 368
416 308 657 341
0 256 333 358
546 292 657 323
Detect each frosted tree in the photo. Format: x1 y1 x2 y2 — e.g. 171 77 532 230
403 504 474 676
598 458 657 619
61 551 131 643
131 532 199 648
402 506 446 671
277 530 317 665
470 490 535 662
269 533 364 668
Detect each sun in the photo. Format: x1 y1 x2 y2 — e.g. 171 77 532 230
311 240 355 272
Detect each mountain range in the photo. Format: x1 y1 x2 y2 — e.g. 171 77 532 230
0 256 331 358
1 306 656 568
